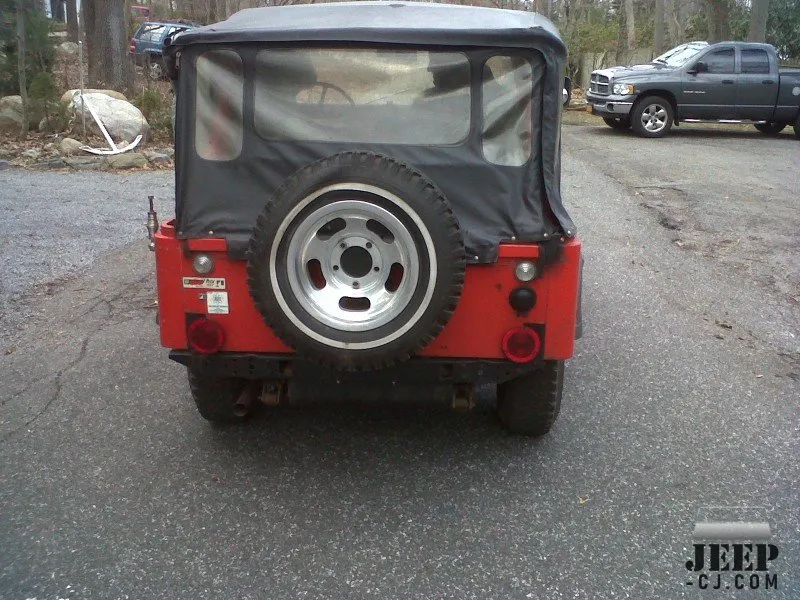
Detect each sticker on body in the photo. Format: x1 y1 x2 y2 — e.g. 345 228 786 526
183 277 226 289
206 291 229 314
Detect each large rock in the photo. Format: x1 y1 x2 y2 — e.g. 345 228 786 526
57 41 80 56
107 152 147 169
69 93 149 143
58 137 85 156
61 89 128 104
64 156 107 170
0 95 41 133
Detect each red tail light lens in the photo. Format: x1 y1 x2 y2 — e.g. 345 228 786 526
501 326 541 363
187 317 225 354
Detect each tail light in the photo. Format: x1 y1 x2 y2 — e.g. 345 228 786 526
501 326 541 363
187 317 225 354
129 39 136 55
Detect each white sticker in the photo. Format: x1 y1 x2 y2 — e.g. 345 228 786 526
182 277 226 289
206 291 229 314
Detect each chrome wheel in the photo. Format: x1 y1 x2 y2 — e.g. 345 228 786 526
269 184 438 348
147 58 163 80
640 103 668 133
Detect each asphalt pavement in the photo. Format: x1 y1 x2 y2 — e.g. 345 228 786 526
1 125 798 599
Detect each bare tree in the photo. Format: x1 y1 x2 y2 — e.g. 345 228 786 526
706 0 731 41
84 0 134 92
624 0 635 49
654 0 665 54
66 0 79 42
747 0 770 41
16 0 28 140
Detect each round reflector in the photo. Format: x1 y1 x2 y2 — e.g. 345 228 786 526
501 327 541 363
187 318 225 354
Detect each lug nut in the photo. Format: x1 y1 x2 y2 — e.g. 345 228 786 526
352 281 359 288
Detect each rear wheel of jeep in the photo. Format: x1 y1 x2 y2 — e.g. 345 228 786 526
187 367 255 425
603 117 630 130
754 122 786 135
248 152 465 371
497 360 564 436
631 96 673 138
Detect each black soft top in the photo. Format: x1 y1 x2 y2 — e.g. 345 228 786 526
172 1 566 53
171 2 576 260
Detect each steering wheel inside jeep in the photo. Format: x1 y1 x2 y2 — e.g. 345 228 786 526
307 82 355 105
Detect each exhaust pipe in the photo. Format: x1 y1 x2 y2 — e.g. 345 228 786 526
233 382 258 417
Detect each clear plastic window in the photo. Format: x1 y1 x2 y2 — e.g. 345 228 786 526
254 49 470 145
195 50 244 161
482 56 533 167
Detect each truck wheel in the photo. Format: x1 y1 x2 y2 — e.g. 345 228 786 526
603 117 630 130
754 122 786 135
497 360 564 436
247 152 465 371
187 367 254 425
146 55 164 80
631 96 673 138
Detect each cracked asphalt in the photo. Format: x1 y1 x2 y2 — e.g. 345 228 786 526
1 124 798 599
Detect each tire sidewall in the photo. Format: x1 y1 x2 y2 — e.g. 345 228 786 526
248 153 464 369
632 96 673 138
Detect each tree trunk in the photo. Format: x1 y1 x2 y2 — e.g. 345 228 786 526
706 0 731 41
16 0 28 140
84 0 134 93
624 0 636 49
747 0 770 42
654 0 665 54
66 0 79 42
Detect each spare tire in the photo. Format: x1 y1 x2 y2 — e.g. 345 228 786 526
247 152 465 370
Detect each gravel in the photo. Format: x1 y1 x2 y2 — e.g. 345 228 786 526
0 169 173 346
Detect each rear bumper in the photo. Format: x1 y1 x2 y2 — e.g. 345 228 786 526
170 350 542 385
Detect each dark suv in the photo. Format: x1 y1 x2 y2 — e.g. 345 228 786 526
130 20 197 80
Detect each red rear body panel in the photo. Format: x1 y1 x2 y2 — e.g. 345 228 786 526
155 221 581 361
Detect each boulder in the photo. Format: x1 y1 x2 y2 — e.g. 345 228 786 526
107 152 147 169
69 93 149 144
0 95 45 132
144 151 171 165
36 157 67 169
57 41 80 56
61 89 128 104
58 137 85 156
0 160 11 170
64 156 107 170
21 149 41 159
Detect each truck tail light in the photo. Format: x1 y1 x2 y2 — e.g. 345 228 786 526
187 317 225 354
501 326 541 363
129 39 136 54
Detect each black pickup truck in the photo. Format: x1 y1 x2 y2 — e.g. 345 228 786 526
585 41 800 138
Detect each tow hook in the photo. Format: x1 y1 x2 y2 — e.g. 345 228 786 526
146 195 159 251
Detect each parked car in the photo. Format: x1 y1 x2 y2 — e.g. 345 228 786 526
129 20 197 80
150 2 582 436
585 41 800 138
130 5 151 21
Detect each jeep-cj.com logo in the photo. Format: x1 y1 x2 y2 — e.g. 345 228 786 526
685 515 780 592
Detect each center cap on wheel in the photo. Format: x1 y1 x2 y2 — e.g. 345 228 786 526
340 245 373 278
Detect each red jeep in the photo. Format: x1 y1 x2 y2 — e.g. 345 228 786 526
152 2 582 436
